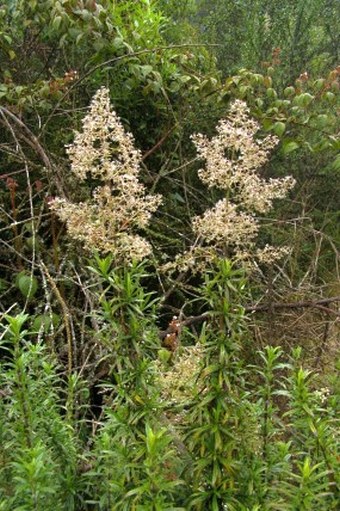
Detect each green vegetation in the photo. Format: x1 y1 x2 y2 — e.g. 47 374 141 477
0 1 339 509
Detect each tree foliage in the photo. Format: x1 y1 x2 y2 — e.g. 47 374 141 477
192 0 339 82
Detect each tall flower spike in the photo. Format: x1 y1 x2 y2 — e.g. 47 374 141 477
187 100 295 269
51 87 161 262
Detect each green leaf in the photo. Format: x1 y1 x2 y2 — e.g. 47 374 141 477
158 348 172 363
331 155 340 171
3 34 12 44
266 87 277 99
282 141 299 154
16 272 38 299
201 364 220 378
140 65 153 78
76 33 84 45
262 118 274 131
0 86 8 99
4 313 29 340
113 36 124 49
273 121 286 137
284 86 295 97
315 114 329 129
171 192 185 204
294 93 314 108
32 313 59 333
323 91 335 103
52 15 62 31
313 79 325 91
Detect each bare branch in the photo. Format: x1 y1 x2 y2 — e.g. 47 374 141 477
160 295 340 338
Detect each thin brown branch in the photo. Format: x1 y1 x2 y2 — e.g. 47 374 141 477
160 295 340 337
0 107 52 170
141 125 176 162
0 107 65 195
245 296 340 313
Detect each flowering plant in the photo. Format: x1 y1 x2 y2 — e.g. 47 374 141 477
165 100 295 272
51 87 161 261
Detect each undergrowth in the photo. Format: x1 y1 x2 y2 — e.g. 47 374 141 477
0 258 338 510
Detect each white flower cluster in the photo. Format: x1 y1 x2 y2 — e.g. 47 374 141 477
192 199 258 246
154 344 204 405
66 87 141 182
51 88 161 261
188 100 295 268
255 244 290 264
314 386 331 404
